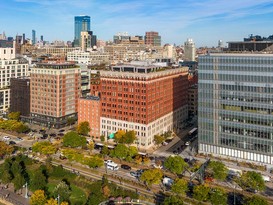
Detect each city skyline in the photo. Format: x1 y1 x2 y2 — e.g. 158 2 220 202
1 0 273 47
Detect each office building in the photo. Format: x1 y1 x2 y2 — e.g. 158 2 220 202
184 38 196 61
99 65 188 148
30 62 81 128
74 15 91 47
32 30 36 45
198 53 273 165
145 31 161 46
10 77 30 116
67 50 109 65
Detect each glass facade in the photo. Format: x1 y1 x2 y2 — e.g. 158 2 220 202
198 53 273 164
74 16 90 47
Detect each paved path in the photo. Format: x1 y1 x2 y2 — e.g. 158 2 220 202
0 186 29 205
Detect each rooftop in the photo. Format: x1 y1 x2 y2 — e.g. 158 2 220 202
81 95 100 101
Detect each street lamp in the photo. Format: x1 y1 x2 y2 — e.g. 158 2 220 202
23 182 28 199
55 194 60 205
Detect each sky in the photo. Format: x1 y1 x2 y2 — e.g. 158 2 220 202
1 0 273 47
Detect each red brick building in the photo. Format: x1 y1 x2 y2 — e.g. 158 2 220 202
99 65 188 148
30 62 81 128
78 96 101 138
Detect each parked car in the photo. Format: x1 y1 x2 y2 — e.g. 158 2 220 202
185 141 190 146
16 137 23 141
9 141 16 145
121 164 131 170
2 136 10 141
130 171 141 178
59 129 65 132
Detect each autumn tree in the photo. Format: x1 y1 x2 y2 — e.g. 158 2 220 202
171 178 188 195
0 141 14 158
8 112 20 121
193 184 210 202
114 130 126 143
140 168 163 186
237 171 265 192
154 135 165 146
77 121 90 135
30 190 47 205
32 141 57 155
112 144 128 160
164 155 188 175
124 130 136 145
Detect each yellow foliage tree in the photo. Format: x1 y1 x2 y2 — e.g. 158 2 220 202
30 190 47 205
45 198 58 205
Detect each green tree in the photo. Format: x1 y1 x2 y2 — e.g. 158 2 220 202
209 188 227 205
77 121 90 135
63 131 87 148
246 195 268 205
128 146 138 158
154 135 165 146
237 171 265 192
32 141 57 155
53 181 71 203
140 168 163 186
164 195 184 205
13 173 25 193
112 144 128 160
66 117 76 126
171 178 188 195
100 135 105 142
30 190 47 205
124 130 136 145
207 161 228 180
164 155 188 175
101 145 109 156
30 169 47 191
193 184 210 202
8 112 20 121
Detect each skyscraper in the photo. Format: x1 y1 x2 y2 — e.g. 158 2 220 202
32 29 36 45
74 15 91 47
145 31 161 46
184 38 196 61
198 53 273 165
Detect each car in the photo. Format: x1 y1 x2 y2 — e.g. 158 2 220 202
58 133 64 136
130 171 142 178
121 164 131 170
49 133 56 137
2 136 10 141
59 129 65 132
104 160 114 164
184 158 190 163
16 137 23 141
162 141 168 146
185 141 190 146
165 139 173 143
9 141 16 145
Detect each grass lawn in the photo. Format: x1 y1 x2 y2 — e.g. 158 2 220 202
69 184 87 205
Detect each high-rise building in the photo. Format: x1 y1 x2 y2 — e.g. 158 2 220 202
198 53 273 165
30 62 81 128
145 31 161 46
41 35 43 41
32 30 36 45
99 65 188 148
74 15 91 47
80 31 92 51
184 38 196 61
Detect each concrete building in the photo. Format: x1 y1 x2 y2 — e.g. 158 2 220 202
188 85 198 116
67 50 109 65
30 62 81 128
10 77 30 116
198 53 273 165
145 31 161 46
78 95 101 138
0 41 15 60
184 38 196 61
99 65 188 148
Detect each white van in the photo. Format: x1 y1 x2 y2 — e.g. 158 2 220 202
106 162 119 171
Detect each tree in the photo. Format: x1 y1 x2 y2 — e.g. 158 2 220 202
193 184 210 202
32 141 57 155
246 195 268 205
100 135 105 142
45 198 58 205
207 161 228 180
13 173 25 193
8 112 20 121
112 144 128 160
164 195 184 205
140 168 163 186
164 155 188 175
128 146 138 158
66 117 76 127
154 135 165 146
30 190 47 205
30 169 47 191
237 171 265 192
0 141 14 158
77 121 90 136
101 145 109 156
124 130 136 145
209 188 227 205
114 130 126 143
171 178 188 195
63 131 87 148
53 181 71 203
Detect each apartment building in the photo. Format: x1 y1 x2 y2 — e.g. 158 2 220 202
30 62 81 128
198 53 273 165
67 50 110 65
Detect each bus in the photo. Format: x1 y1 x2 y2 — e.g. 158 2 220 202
188 127 198 137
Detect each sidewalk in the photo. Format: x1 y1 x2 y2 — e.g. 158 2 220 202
0 185 29 205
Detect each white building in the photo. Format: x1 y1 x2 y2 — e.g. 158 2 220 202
67 50 109 65
0 41 15 60
184 38 196 61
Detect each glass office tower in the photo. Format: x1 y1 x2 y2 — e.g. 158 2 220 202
74 16 90 47
198 53 273 165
